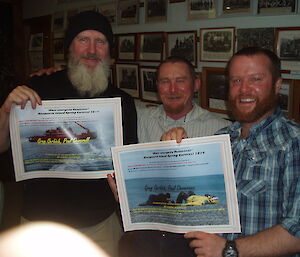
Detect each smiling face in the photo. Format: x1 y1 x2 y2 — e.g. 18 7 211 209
228 54 281 126
70 30 110 70
157 62 199 120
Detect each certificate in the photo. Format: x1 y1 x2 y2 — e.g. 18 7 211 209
10 98 122 181
112 135 240 233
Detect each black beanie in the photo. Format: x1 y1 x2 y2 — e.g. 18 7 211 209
65 10 113 53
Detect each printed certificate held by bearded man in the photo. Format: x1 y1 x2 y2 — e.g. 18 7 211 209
9 98 122 181
111 135 241 233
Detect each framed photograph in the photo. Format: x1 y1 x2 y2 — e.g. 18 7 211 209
188 0 216 19
222 0 250 14
29 51 43 73
53 38 65 60
29 33 43 51
275 27 300 71
117 33 137 61
117 0 139 25
140 66 160 103
200 27 235 62
52 11 65 32
98 2 117 25
137 32 164 62
145 0 167 23
236 28 275 52
257 0 296 15
278 79 294 119
201 67 229 114
166 31 197 67
116 63 140 98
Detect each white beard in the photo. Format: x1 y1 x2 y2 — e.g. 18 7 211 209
67 55 110 97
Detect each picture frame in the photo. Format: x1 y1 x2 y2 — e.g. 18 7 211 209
53 38 65 60
222 0 251 14
278 79 294 119
117 33 137 61
140 66 161 103
145 0 167 23
257 0 296 15
236 28 275 52
28 51 43 73
201 67 229 114
187 0 216 19
137 32 164 62
117 0 139 25
115 63 140 98
200 27 235 62
275 27 300 71
29 33 43 51
166 31 197 67
98 2 117 25
52 11 65 32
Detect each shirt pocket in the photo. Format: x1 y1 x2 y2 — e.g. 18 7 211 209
239 149 270 180
237 179 268 197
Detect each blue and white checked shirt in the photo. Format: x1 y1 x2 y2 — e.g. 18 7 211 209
217 108 300 256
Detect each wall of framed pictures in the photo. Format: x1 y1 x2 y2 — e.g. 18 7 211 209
23 0 300 122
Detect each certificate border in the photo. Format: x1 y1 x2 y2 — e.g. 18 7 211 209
10 98 123 181
112 135 240 233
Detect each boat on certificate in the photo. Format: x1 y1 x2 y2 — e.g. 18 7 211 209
141 192 219 207
28 122 97 142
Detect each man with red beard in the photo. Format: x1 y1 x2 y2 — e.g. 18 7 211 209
0 11 137 257
161 47 300 257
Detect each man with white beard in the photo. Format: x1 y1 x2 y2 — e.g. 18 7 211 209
0 11 137 257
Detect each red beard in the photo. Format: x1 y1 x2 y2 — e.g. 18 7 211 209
229 88 278 123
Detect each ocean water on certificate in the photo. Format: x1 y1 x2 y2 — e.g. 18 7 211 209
20 136 114 172
126 175 229 226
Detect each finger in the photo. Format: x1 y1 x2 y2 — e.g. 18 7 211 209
107 174 119 202
175 129 187 143
184 231 204 239
16 86 42 109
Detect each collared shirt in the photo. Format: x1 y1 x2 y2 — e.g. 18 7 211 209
217 108 300 256
137 104 231 143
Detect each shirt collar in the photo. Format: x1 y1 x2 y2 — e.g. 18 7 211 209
228 107 283 137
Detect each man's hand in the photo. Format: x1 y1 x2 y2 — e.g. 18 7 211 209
184 231 226 257
107 174 119 202
1 85 41 113
160 127 187 143
30 67 63 77
0 86 41 153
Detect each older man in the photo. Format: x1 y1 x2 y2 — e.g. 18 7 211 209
0 11 137 257
138 56 230 143
163 47 300 257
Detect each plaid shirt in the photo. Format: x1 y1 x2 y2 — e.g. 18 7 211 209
217 108 300 256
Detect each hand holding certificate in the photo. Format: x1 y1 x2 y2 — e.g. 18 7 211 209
111 135 240 234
